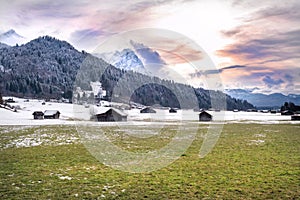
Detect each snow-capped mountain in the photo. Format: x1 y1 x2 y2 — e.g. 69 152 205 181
95 40 167 74
96 48 145 72
0 29 26 46
111 48 145 71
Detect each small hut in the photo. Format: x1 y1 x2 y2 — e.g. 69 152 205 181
5 98 15 103
169 108 177 113
94 107 127 122
199 111 212 121
32 111 44 119
291 115 300 121
44 110 60 119
140 107 156 113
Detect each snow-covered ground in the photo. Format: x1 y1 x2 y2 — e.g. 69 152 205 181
0 96 298 125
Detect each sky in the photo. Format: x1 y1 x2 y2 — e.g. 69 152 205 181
0 0 299 94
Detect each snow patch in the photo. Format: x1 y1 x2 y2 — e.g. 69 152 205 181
57 175 72 180
248 139 265 145
2 128 79 149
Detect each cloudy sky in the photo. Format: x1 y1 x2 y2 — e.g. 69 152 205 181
0 0 299 94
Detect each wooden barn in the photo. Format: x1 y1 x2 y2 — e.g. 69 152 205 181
94 107 127 122
199 111 212 121
5 98 15 103
140 107 156 113
169 108 177 113
44 110 60 119
32 111 44 119
291 115 300 121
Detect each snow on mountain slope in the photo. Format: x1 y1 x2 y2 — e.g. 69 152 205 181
0 29 26 46
96 48 145 72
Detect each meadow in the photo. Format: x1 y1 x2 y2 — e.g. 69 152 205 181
0 123 299 199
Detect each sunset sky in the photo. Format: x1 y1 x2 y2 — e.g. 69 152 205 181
0 0 299 94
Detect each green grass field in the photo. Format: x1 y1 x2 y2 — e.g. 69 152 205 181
0 124 299 199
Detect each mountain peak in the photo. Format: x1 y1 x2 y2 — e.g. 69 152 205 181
1 29 24 38
97 48 145 72
27 35 76 50
6 29 16 35
0 29 26 46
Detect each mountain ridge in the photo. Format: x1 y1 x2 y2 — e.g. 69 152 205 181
226 89 300 107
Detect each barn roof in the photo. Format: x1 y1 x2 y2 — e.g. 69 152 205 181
95 107 127 116
140 107 156 112
44 110 60 116
32 111 44 115
199 111 212 117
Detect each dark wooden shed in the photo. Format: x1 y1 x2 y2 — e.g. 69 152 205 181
140 107 156 113
94 107 127 122
291 115 300 121
169 108 177 113
32 111 44 119
44 110 60 119
199 111 212 121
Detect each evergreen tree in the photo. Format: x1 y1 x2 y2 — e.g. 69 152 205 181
0 90 3 104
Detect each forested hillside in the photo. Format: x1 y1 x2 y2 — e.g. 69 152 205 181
0 36 86 99
0 36 254 110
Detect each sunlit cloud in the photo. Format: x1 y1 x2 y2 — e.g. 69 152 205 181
190 65 246 77
218 30 300 65
214 0 300 94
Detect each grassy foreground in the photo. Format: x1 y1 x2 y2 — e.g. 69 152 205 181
0 124 299 199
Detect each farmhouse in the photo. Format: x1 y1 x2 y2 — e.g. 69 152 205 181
32 111 44 119
140 107 156 113
44 110 60 119
169 108 177 113
199 111 212 121
93 107 127 122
